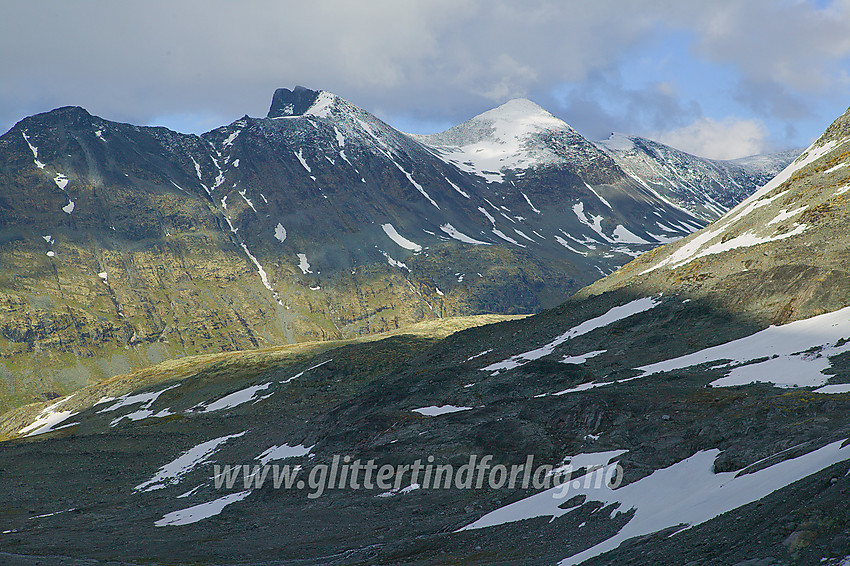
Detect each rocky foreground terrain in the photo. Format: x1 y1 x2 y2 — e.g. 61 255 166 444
0 104 847 564
0 87 794 413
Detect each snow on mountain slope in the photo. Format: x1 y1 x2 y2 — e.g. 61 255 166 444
464 439 850 566
596 133 798 221
411 99 580 183
581 103 850 325
0 86 793 411
637 305 850 390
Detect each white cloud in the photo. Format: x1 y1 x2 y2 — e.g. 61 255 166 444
0 0 667 132
0 0 849 148
684 0 850 92
652 117 769 160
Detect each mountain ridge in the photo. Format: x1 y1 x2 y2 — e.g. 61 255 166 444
0 87 794 412
3 96 850 566
578 104 850 325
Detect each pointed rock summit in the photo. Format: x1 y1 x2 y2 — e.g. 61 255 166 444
268 86 321 118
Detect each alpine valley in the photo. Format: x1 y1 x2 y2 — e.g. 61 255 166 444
0 87 794 412
9 89 850 566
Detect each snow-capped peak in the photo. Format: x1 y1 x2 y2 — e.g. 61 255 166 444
419 98 572 148
474 98 569 133
414 98 578 182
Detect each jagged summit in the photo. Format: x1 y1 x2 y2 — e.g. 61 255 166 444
595 132 797 220
267 86 322 118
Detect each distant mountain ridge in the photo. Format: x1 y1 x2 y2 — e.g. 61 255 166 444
596 133 803 221
581 105 850 325
0 87 795 410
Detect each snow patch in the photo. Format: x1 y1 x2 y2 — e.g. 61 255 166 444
98 384 180 414
440 223 491 245
297 253 313 274
521 191 542 213
222 129 240 148
391 161 440 209
22 131 46 169
767 206 808 226
381 223 422 252
379 249 410 271
54 173 68 190
281 359 333 384
465 349 494 362
413 405 473 416
584 182 612 209
638 306 850 389
461 439 850 566
444 176 470 198
257 444 313 465
240 242 274 293
554 236 587 255
483 297 661 373
294 148 311 173
238 189 256 212
611 225 650 245
155 491 251 527
560 350 607 364
192 383 274 413
304 91 336 118
135 431 248 492
492 228 525 247
18 396 78 437
572 202 610 242
478 206 496 224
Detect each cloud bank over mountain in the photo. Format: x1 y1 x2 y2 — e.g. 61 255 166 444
1 0 849 158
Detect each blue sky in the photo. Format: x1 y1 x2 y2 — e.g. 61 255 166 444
2 0 850 159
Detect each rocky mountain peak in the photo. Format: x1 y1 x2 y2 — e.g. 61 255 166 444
13 105 93 132
267 85 322 118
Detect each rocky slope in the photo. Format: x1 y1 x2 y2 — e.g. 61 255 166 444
0 87 795 412
0 107 847 565
580 106 850 325
597 133 800 221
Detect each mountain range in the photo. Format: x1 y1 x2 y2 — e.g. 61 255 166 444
0 86 795 412
0 100 848 565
